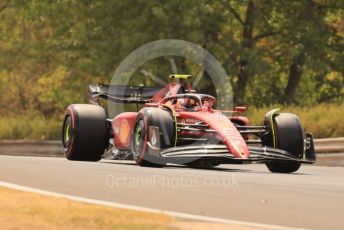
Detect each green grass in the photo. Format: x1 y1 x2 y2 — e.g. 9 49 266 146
0 103 343 140
0 113 61 140
247 103 344 138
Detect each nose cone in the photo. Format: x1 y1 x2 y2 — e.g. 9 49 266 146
204 113 250 159
177 111 250 159
226 139 249 159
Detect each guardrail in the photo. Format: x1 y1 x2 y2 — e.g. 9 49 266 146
314 137 344 153
0 138 343 157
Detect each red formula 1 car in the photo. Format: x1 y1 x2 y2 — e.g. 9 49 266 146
62 75 315 173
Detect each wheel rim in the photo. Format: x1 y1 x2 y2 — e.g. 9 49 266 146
63 116 72 148
133 119 145 158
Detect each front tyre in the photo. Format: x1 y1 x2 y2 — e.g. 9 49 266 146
62 104 108 161
132 108 175 167
263 112 304 173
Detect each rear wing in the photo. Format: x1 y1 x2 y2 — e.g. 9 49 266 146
88 84 161 104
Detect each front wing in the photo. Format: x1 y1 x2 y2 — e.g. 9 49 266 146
147 132 316 164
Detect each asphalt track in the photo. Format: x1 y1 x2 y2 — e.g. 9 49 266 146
0 155 343 230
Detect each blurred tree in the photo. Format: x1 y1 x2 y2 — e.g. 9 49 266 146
0 0 343 117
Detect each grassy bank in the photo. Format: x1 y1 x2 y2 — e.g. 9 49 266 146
0 103 342 140
247 103 344 138
0 113 61 140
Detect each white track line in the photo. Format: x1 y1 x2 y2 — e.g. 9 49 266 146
0 180 307 230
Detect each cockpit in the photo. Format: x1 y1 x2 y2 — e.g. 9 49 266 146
160 94 216 112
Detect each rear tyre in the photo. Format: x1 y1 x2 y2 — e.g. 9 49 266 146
132 108 175 167
263 112 304 173
62 104 108 161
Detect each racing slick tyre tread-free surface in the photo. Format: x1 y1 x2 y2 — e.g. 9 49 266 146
264 113 304 173
132 108 174 167
62 104 108 161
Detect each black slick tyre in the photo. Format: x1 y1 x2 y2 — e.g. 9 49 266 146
62 104 108 161
263 112 304 173
132 108 175 167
